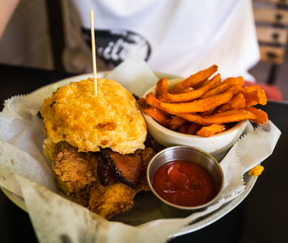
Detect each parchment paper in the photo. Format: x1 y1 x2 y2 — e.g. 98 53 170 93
0 57 281 243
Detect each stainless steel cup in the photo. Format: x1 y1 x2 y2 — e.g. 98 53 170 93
147 146 224 218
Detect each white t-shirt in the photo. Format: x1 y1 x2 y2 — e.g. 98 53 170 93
62 0 260 80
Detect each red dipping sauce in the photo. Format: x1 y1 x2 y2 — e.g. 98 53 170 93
152 160 216 207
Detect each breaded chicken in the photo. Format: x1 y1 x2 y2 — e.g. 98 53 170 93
51 141 155 219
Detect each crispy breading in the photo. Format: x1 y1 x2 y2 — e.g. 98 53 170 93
49 141 154 219
88 174 149 219
40 78 147 154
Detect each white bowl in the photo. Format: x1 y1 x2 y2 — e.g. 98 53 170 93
142 78 248 161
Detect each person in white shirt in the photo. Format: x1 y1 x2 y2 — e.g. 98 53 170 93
62 0 260 81
1 0 259 81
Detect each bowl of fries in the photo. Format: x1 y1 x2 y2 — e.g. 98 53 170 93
138 65 268 160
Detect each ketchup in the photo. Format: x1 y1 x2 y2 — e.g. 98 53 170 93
152 160 215 207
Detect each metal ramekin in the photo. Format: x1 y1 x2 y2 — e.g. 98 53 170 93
147 146 224 218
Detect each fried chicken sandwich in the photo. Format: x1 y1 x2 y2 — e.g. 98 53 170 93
40 78 157 219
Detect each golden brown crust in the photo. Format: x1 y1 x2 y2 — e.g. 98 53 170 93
46 140 154 219
40 78 147 154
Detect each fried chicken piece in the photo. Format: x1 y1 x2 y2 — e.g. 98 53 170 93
52 143 98 192
52 142 100 206
90 148 155 218
88 173 149 219
52 142 156 219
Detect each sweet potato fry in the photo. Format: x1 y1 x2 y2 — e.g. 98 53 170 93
202 76 244 98
137 97 148 109
170 65 218 94
241 85 267 107
159 73 221 103
143 108 171 127
170 85 194 94
245 107 268 124
178 86 194 93
156 77 169 97
169 116 187 130
199 107 218 116
197 124 226 137
145 92 178 118
242 85 261 92
178 124 190 133
225 84 243 96
186 122 201 135
178 109 257 125
138 98 171 127
145 92 162 110
218 93 246 112
159 90 233 113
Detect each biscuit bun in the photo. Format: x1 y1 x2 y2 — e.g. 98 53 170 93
40 78 147 154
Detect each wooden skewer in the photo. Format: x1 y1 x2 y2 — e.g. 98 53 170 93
90 9 97 95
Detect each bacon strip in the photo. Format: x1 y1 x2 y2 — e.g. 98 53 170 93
101 149 143 188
